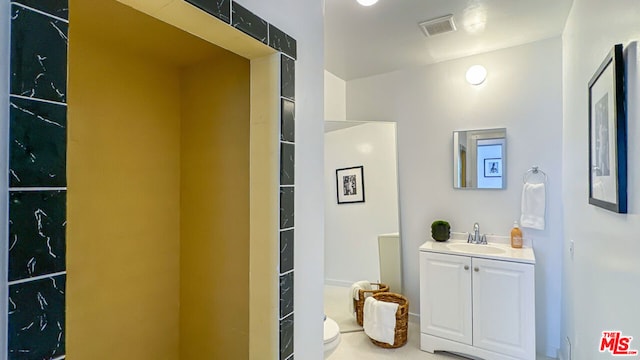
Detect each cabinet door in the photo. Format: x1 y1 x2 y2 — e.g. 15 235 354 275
472 258 535 359
420 252 472 345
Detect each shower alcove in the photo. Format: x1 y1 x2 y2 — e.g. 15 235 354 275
13 0 288 358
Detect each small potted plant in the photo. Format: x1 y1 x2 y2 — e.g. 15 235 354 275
431 220 451 242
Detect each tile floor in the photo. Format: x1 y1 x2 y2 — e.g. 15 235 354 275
330 321 472 360
324 285 556 360
324 285 468 359
324 284 363 333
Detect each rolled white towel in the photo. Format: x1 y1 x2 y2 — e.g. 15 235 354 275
349 281 372 317
363 296 399 345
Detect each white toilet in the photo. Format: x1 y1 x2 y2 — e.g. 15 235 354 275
323 316 341 358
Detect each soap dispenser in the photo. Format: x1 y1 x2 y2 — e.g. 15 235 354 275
511 221 523 248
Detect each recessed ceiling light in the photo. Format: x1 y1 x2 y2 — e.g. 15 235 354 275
357 0 378 6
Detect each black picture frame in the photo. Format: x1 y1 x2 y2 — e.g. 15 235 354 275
588 44 627 213
484 158 502 177
336 166 365 204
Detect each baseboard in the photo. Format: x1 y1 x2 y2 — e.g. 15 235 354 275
409 311 419 324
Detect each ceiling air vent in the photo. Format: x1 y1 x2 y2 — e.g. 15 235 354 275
419 14 456 37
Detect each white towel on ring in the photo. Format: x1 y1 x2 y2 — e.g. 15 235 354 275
520 182 546 230
363 296 399 345
349 280 372 318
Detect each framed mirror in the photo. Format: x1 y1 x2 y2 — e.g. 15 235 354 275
453 128 507 189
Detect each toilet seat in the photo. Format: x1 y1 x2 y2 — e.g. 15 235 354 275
324 317 341 358
324 317 340 344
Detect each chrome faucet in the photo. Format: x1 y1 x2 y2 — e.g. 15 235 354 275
468 222 487 244
473 222 480 242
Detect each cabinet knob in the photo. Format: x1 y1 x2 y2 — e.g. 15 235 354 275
474 267 479 272
464 265 469 270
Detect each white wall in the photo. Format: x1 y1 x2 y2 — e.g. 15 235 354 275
324 122 399 286
324 70 346 121
346 37 563 357
562 1 640 359
226 1 325 359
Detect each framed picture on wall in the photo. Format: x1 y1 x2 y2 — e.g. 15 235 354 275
336 166 365 204
588 43 627 213
484 158 502 177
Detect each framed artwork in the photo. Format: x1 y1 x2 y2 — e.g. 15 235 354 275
588 43 627 213
336 166 365 204
484 158 502 177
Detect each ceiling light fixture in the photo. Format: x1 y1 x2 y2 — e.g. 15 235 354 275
357 0 378 6
466 65 487 85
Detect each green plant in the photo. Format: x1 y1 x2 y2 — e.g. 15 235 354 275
431 220 451 242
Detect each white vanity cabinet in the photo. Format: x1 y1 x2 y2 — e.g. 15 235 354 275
419 243 535 360
420 252 472 345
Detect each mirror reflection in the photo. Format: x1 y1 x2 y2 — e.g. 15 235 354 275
323 120 402 332
453 128 507 189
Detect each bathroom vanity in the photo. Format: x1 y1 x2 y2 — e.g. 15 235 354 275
419 237 536 360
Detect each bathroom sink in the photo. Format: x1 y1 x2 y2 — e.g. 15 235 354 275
420 233 536 264
446 242 506 255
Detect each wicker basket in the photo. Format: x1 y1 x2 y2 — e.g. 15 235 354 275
354 283 389 326
369 292 409 349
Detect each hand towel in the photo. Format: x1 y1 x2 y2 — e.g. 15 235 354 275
520 182 545 230
349 281 372 317
363 296 399 345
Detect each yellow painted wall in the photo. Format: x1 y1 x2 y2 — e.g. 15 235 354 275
179 57 250 359
249 55 281 359
67 24 182 360
67 0 252 358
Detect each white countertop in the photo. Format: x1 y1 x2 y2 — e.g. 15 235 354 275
419 236 536 265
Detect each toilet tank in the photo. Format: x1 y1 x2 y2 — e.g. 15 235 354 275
378 233 402 293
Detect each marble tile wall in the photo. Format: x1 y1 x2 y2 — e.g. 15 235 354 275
280 313 294 359
8 275 65 359
184 0 230 23
8 1 68 359
9 191 66 282
6 0 296 358
276 30 297 360
232 2 268 45
9 98 67 188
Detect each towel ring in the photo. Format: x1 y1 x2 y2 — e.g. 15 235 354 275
523 166 547 184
